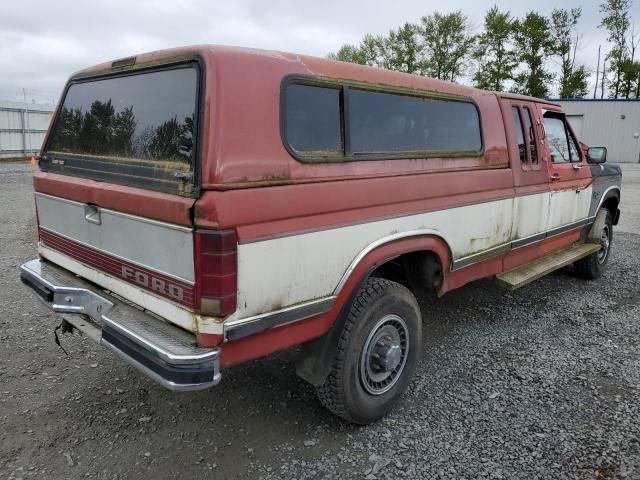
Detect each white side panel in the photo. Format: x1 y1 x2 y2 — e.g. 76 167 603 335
547 186 593 231
233 197 516 319
512 192 550 239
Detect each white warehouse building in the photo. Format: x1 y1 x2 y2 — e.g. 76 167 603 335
556 99 640 164
0 100 54 159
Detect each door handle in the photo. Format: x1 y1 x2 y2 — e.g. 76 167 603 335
550 173 561 181
572 163 583 170
84 204 102 225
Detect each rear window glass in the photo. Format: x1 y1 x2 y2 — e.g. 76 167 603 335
285 84 342 154
348 90 482 154
44 66 198 195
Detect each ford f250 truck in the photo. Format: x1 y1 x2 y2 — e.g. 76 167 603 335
20 45 621 424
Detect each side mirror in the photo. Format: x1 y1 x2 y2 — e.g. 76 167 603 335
587 147 607 164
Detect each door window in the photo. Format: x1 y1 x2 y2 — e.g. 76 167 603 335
544 116 574 163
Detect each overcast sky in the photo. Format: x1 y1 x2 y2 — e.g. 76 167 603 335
1 0 620 104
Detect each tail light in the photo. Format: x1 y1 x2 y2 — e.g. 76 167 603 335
194 229 237 317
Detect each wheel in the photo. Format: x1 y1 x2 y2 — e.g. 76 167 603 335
315 277 422 424
575 208 613 280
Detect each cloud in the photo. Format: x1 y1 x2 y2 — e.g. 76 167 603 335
0 0 616 102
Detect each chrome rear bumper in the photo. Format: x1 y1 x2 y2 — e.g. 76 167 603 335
20 258 221 391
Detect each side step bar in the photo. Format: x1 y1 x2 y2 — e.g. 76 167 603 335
20 258 221 391
496 243 601 290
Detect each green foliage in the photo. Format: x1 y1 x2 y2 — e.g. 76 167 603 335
330 34 389 68
599 0 632 97
564 66 590 98
419 11 475 81
621 60 640 97
329 44 366 65
327 4 635 99
550 8 589 98
512 12 555 98
386 23 421 74
473 6 518 91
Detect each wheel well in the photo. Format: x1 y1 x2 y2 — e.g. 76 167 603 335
370 250 443 302
601 194 620 224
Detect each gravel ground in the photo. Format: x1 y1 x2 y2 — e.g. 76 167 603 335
1 163 640 480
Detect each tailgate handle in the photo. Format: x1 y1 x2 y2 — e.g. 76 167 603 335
84 205 102 225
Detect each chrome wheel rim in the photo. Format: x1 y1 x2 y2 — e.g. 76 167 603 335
359 314 409 396
598 224 611 264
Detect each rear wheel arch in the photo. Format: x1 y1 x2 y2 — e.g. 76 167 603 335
296 232 452 386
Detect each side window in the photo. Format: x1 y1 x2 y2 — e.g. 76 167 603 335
282 80 484 161
567 127 581 162
347 89 482 154
543 116 571 163
523 107 538 164
284 84 343 156
511 107 526 163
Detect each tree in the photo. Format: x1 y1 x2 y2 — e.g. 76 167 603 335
111 106 137 156
473 6 518 91
512 12 555 98
386 23 421 74
621 60 640 97
550 8 589 98
599 0 632 97
329 34 389 68
564 65 590 98
419 11 475 82
330 44 366 65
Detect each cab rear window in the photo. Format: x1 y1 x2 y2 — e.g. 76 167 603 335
44 65 199 196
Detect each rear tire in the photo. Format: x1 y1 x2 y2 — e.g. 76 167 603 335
575 209 613 280
315 277 422 424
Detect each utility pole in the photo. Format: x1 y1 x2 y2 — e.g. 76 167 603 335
22 88 32 156
601 60 606 99
593 45 601 99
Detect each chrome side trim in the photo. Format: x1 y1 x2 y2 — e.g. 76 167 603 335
451 242 511 270
545 217 592 238
333 229 449 296
510 232 546 250
224 297 335 341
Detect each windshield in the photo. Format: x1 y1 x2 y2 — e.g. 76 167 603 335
44 64 199 195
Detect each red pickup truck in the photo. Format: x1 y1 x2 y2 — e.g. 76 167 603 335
21 45 621 424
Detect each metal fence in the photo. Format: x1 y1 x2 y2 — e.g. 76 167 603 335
0 101 54 159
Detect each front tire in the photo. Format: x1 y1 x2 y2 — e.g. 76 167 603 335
575 208 613 279
315 277 422 424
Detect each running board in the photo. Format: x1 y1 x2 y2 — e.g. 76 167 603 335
496 243 601 290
